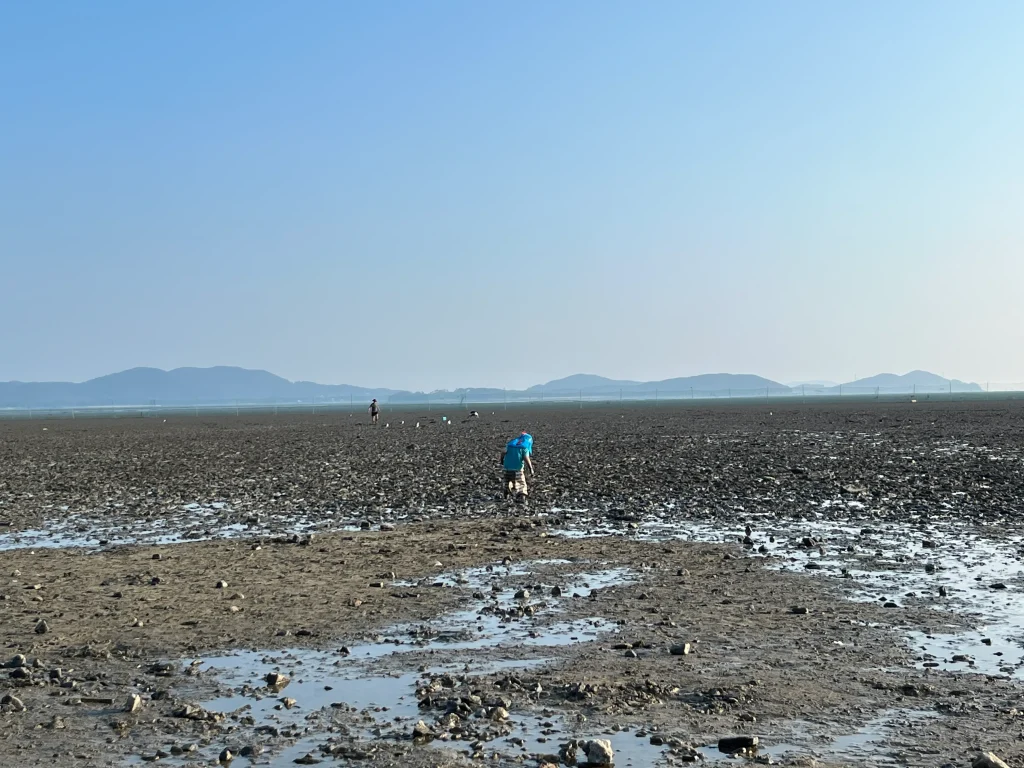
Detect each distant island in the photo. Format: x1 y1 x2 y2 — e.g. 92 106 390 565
0 367 985 409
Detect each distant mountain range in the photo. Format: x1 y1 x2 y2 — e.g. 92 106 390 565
0 367 984 408
838 370 981 392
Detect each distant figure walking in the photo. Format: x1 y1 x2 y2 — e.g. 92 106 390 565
369 399 381 425
500 432 535 504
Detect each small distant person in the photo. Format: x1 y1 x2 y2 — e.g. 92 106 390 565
369 399 380 425
500 432 535 503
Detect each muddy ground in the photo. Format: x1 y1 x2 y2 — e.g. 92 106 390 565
1 402 1024 767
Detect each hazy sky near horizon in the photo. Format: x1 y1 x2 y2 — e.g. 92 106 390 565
3 2 1024 390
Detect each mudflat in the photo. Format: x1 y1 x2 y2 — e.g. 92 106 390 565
1 402 1023 767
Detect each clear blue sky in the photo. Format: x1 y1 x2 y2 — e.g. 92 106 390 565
3 1 1023 389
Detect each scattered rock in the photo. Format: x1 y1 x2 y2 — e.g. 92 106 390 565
973 753 1010 768
124 694 143 713
582 739 614 765
216 581 229 589
670 643 692 656
34 620 49 634
1 694 26 713
218 748 233 764
265 672 290 689
718 735 758 753
412 720 434 740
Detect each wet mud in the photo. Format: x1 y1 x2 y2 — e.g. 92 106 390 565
3 402 1024 767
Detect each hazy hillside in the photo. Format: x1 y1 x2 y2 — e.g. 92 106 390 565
0 366 990 408
0 367 403 408
839 370 982 393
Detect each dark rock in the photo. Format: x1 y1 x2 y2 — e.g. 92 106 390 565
718 735 758 753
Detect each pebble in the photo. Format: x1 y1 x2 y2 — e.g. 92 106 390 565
1 694 26 712
973 753 1010 768
216 581 228 589
265 672 290 688
670 643 692 656
218 748 233 764
582 739 614 766
718 735 759 753
35 620 49 634
125 694 143 713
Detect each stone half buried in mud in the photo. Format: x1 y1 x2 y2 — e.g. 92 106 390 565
582 739 615 765
973 752 1010 768
717 735 759 754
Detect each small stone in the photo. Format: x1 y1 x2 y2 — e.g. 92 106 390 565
789 606 810 615
551 586 562 597
939 586 948 597
718 736 758 753
990 583 1008 590
216 581 229 589
1 694 26 713
583 739 614 765
490 707 510 721
369 582 385 588
34 620 49 634
670 643 692 656
132 619 144 628
515 589 530 600
982 638 993 646
125 694 143 713
293 754 321 765
240 745 264 758
973 753 1010 768
883 602 898 608
279 697 297 709
4 654 26 669
413 720 434 739
218 748 233 764
624 649 638 658
229 606 242 613
265 672 290 688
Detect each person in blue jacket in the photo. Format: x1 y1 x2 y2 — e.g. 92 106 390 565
500 432 535 503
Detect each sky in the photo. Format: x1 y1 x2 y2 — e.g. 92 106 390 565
2 1 1023 390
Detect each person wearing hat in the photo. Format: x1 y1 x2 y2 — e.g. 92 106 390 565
368 399 381 425
500 432 535 503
